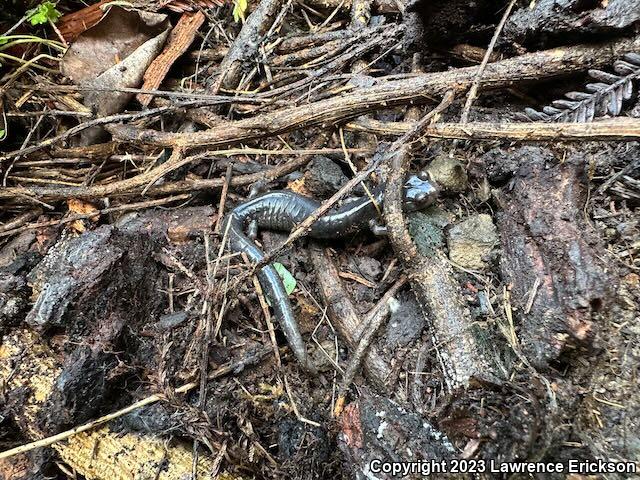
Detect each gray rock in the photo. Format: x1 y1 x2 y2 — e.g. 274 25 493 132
303 156 348 197
427 154 468 192
447 214 498 270
408 207 451 257
384 291 424 348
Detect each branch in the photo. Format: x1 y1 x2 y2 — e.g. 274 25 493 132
345 118 640 141
108 34 640 149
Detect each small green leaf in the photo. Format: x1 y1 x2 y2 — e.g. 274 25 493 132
27 2 62 26
273 262 296 295
232 0 248 23
0 129 6 141
264 263 296 307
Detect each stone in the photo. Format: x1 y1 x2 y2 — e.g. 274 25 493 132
427 154 468 192
447 214 498 270
408 206 451 257
303 156 348 197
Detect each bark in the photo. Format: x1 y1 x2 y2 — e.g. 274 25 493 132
491 146 611 367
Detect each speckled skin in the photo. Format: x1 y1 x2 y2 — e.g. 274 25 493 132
225 174 438 372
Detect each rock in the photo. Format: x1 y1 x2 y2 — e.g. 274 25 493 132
310 339 337 372
447 214 498 270
407 207 451 257
384 291 423 348
303 156 348 197
427 154 468 192
350 256 382 281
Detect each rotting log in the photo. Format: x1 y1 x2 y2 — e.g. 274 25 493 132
491 146 611 368
106 34 640 149
0 329 237 480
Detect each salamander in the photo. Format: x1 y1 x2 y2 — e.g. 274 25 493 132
224 172 438 372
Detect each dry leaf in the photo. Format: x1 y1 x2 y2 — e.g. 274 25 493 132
67 198 99 233
60 6 171 145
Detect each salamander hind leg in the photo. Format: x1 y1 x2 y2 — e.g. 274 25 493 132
369 218 388 236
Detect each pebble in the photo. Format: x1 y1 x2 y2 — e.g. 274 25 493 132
427 154 468 192
447 214 498 270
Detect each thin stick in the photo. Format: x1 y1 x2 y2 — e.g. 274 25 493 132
0 194 191 238
333 276 407 417
459 0 516 124
214 163 234 234
252 275 282 368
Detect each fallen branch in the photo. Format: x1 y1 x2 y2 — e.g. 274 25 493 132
382 91 491 390
107 34 640 149
333 275 407 416
310 246 396 394
345 118 640 141
208 0 285 92
0 148 372 202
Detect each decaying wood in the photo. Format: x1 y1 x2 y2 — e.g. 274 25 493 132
56 0 110 42
310 246 395 394
339 390 454 477
492 146 611 367
0 330 236 478
137 11 206 107
107 34 640 149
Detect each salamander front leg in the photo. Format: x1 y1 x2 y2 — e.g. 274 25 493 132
247 219 259 239
369 218 387 236
249 180 268 199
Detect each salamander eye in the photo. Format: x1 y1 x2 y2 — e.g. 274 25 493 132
418 171 430 181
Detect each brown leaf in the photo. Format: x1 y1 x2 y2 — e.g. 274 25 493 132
60 6 171 145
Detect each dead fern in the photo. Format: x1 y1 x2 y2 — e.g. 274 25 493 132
524 53 640 122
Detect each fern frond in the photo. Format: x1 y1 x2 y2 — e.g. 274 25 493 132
524 53 640 122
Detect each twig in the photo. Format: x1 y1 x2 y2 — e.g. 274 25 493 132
214 163 234 234
382 91 490 390
0 195 191 238
344 118 640 141
459 0 516 124
107 34 640 150
333 276 407 416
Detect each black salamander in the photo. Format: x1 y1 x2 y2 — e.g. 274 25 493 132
224 172 438 372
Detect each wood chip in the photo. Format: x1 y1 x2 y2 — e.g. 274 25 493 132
57 0 110 42
137 11 206 107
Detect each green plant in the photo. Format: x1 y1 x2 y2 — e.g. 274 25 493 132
26 1 62 26
233 0 248 23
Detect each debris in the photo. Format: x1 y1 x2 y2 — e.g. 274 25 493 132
60 6 171 144
302 156 349 197
137 11 206 107
447 213 498 270
427 154 469 192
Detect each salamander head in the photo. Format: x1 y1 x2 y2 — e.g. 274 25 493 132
403 171 438 211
